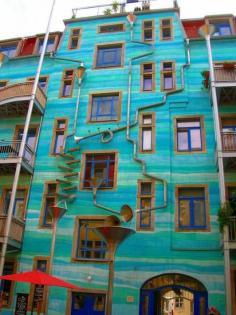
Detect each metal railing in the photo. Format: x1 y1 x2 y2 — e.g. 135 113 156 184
0 215 25 244
0 140 35 167
221 132 236 151
214 66 236 82
228 216 236 242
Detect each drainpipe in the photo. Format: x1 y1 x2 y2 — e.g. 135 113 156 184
204 33 231 315
0 0 57 276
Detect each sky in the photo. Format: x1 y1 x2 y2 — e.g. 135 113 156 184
0 0 236 40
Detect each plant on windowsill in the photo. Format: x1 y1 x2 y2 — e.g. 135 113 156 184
217 202 234 233
103 8 112 15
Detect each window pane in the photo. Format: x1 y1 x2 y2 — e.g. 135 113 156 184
190 129 201 149
177 121 200 128
2 262 14 306
54 132 64 154
91 95 118 121
164 74 173 89
142 129 152 150
194 199 206 226
97 46 121 67
0 44 17 57
141 182 152 195
62 81 72 96
140 210 151 227
94 295 105 311
177 131 188 151
143 115 152 125
143 76 152 91
179 200 190 226
141 198 151 209
179 188 204 198
144 30 153 41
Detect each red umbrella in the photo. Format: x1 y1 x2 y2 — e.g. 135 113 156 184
0 270 81 290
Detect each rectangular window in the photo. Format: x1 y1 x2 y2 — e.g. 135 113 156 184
60 69 74 97
89 92 121 122
70 292 106 313
221 118 236 151
40 182 58 227
82 153 117 189
35 35 57 54
1 188 27 220
137 181 155 230
176 117 204 152
0 42 19 58
141 63 155 92
27 76 49 93
139 113 155 153
209 19 232 36
177 186 208 230
95 43 123 68
161 61 175 91
51 118 68 155
175 297 184 308
2 261 16 307
0 80 8 88
142 20 154 42
29 257 49 313
68 28 82 50
226 185 236 214
160 18 173 41
74 218 107 260
98 23 125 33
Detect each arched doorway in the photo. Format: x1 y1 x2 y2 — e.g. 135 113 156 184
140 273 208 315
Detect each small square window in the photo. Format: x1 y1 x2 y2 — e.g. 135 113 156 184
177 186 208 230
95 44 123 68
83 153 116 189
89 92 121 122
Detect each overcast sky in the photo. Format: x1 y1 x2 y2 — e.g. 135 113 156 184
0 0 235 40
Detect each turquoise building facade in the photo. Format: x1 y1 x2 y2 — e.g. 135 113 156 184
0 2 236 314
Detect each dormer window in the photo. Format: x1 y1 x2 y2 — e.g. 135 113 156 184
0 42 19 58
207 17 234 37
35 35 57 54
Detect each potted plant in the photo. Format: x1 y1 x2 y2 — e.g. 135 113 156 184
217 202 234 232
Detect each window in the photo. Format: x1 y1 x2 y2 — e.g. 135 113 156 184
51 118 68 155
74 218 107 260
177 186 208 230
176 117 204 152
141 63 155 92
60 69 74 97
226 185 236 215
175 297 184 308
1 261 16 307
70 292 106 313
82 153 117 189
35 35 57 54
209 19 232 36
137 181 155 230
98 23 125 33
1 188 27 220
160 18 173 41
40 182 58 227
95 43 123 68
68 28 82 50
142 20 154 42
161 61 175 91
0 81 8 88
27 76 49 93
0 42 19 58
29 257 49 313
89 92 121 122
139 113 155 153
221 119 236 151
15 125 38 164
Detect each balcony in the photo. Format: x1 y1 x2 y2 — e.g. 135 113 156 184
0 215 25 250
0 140 35 174
0 82 46 117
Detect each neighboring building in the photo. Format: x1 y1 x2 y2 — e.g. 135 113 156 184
0 1 235 314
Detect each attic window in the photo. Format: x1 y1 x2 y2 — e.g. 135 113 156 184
208 19 232 36
98 24 125 33
0 42 18 58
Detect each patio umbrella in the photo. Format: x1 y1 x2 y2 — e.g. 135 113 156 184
0 270 81 290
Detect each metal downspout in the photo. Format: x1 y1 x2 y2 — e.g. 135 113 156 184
0 0 57 277
204 34 231 315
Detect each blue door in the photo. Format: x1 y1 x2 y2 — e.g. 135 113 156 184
71 293 106 315
139 290 155 315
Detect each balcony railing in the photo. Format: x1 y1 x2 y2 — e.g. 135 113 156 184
0 140 35 167
0 82 46 109
228 216 236 242
214 66 236 82
0 215 25 244
221 132 236 151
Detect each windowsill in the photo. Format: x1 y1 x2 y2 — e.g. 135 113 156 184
93 65 123 70
72 258 110 264
176 227 210 232
88 119 120 124
175 149 206 154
